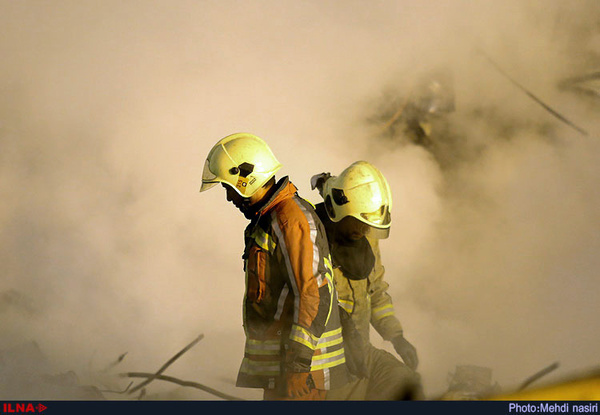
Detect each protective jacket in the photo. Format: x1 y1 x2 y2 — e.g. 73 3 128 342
236 178 350 391
315 203 404 343
314 204 424 401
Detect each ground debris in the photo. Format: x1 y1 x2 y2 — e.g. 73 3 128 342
1 334 239 400
122 372 243 401
439 365 502 400
119 333 244 400
127 334 204 395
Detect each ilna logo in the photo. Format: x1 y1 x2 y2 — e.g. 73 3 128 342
2 403 47 413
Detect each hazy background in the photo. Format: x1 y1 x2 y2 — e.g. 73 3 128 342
1 0 599 399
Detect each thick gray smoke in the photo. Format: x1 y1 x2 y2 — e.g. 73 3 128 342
1 0 598 399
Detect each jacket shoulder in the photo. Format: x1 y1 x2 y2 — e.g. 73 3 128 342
271 195 316 230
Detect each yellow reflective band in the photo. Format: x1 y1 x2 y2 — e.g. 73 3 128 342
316 328 343 349
245 348 280 356
372 304 393 313
324 257 334 282
326 327 342 335
312 347 344 362
324 256 332 271
372 303 394 321
339 299 353 313
245 339 281 355
324 287 332 327
325 262 334 281
318 337 343 349
320 327 342 338
240 358 281 376
290 325 319 350
374 311 394 320
310 348 346 371
251 228 276 252
247 339 280 345
324 266 334 326
290 326 342 351
317 256 334 290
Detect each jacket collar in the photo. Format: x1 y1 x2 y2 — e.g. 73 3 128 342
252 176 297 218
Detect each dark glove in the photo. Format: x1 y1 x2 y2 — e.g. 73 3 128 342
286 372 315 398
339 307 369 379
310 172 331 196
391 335 419 370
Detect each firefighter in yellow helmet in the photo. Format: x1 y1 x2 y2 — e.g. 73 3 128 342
200 133 351 400
311 161 424 400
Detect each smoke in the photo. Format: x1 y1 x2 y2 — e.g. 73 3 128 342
0 0 598 399
365 0 600 396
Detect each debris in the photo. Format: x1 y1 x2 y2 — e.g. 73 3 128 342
137 388 146 400
376 67 456 147
518 361 560 391
98 381 133 395
380 90 414 133
440 365 502 400
476 49 589 136
127 333 204 394
123 372 243 400
491 367 600 400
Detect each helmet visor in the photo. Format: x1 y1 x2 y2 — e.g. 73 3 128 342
369 226 390 240
359 205 391 228
200 159 219 192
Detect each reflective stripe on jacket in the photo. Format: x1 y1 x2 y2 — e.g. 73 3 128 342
236 177 350 391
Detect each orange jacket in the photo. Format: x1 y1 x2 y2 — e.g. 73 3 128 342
236 177 350 392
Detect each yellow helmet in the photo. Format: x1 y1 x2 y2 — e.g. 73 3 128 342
200 133 282 197
321 161 392 234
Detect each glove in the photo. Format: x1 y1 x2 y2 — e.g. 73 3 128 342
309 172 331 196
338 307 369 378
286 372 315 399
391 335 419 370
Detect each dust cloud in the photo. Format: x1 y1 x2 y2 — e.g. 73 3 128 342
0 0 598 400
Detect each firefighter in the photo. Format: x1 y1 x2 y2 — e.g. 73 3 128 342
311 161 424 400
200 133 351 400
